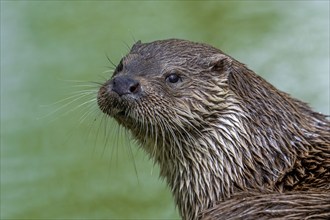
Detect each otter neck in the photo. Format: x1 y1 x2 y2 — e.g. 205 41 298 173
142 101 295 220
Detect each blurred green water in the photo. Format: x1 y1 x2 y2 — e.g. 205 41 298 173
1 1 329 219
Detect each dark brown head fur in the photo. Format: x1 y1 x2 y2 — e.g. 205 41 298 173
97 39 330 219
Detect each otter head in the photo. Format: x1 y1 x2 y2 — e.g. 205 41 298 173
97 39 235 159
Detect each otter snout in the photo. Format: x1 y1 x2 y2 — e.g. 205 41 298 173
111 76 141 96
97 76 141 117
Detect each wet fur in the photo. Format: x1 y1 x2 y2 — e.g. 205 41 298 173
97 39 330 219
201 191 330 219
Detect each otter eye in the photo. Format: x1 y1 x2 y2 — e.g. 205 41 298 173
166 73 181 84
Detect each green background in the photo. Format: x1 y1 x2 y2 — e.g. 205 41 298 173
1 1 329 219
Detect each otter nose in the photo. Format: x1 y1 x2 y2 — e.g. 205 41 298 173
111 76 141 96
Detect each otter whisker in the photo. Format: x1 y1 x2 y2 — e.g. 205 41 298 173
94 114 121 167
40 90 95 108
38 92 96 121
105 53 117 69
124 129 140 183
78 103 99 124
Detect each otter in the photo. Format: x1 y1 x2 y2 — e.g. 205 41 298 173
97 39 330 219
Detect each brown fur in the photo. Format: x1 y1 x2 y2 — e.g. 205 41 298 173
201 191 330 219
97 39 330 219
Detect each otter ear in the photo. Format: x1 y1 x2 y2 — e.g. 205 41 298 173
205 54 232 72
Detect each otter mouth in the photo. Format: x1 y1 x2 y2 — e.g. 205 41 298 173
97 95 127 118
116 110 126 117
105 106 126 117
97 84 136 126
